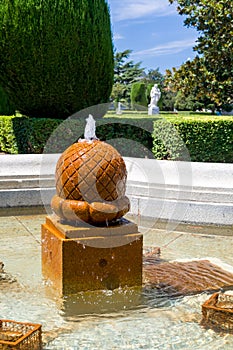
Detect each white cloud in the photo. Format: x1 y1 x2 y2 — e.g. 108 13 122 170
113 33 124 40
108 0 176 21
132 39 197 57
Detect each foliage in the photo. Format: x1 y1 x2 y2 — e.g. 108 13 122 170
146 84 154 106
130 83 148 109
168 0 233 107
166 58 226 111
0 114 154 157
0 86 15 116
153 119 189 160
175 91 199 111
153 118 233 162
143 68 164 85
0 116 18 153
111 50 144 103
0 115 30 153
1 113 232 162
0 0 113 119
110 83 128 104
160 89 176 111
96 119 154 158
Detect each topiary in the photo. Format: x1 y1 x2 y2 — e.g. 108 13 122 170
0 0 114 119
130 82 147 110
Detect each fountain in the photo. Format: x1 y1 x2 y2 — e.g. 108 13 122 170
1 113 233 348
41 115 143 295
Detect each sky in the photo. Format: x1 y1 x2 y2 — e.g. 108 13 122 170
107 0 199 74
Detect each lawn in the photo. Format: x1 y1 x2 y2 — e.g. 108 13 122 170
106 110 233 122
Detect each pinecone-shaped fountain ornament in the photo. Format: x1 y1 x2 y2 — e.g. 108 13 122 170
51 115 130 224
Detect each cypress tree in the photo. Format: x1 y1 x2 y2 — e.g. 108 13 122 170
0 85 15 115
0 0 114 118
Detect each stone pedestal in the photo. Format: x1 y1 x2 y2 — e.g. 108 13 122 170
148 106 159 115
41 215 142 295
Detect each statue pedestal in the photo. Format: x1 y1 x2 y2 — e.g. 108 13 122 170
148 106 160 115
41 215 143 295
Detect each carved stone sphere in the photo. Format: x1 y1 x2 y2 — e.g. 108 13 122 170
55 140 127 203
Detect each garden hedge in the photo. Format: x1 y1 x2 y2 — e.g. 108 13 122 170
153 119 233 162
0 115 232 163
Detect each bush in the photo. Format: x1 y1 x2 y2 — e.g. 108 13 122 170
0 117 17 153
146 84 154 106
130 83 148 109
160 90 176 111
153 119 233 162
1 115 232 163
0 115 155 157
96 119 154 158
36 117 155 158
0 0 113 119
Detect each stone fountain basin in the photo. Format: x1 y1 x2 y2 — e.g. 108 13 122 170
0 154 233 225
1 210 233 349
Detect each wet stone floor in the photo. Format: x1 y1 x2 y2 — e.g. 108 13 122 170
0 209 233 349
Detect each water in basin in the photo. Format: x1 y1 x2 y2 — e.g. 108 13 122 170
0 211 233 349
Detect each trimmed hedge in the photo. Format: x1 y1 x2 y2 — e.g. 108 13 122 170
42 117 154 158
130 83 148 109
0 115 232 163
0 116 18 153
0 115 155 157
153 119 233 162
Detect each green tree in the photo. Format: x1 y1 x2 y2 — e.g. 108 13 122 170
112 50 144 103
166 57 221 112
174 91 198 111
160 89 176 111
0 0 113 119
143 68 164 86
168 0 233 106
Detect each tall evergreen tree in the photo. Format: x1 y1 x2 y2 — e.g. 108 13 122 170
0 85 15 115
111 50 144 102
0 0 114 118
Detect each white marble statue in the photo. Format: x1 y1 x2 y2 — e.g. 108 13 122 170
148 84 161 115
149 84 161 107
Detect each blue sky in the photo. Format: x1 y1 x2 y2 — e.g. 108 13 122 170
107 0 199 74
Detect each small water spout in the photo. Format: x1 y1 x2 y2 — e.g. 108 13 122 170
84 114 98 141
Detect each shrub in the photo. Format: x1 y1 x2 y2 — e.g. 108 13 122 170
153 119 233 162
130 83 148 109
0 0 113 119
1 114 232 163
146 83 154 106
36 117 155 158
0 116 23 154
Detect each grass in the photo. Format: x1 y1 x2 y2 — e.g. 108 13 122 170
106 110 233 121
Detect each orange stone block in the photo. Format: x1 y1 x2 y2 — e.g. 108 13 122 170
41 216 142 295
